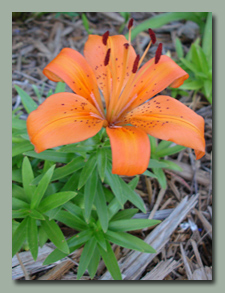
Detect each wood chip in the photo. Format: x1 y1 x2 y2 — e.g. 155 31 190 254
100 194 199 280
141 258 180 280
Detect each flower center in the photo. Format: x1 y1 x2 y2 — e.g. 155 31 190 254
101 21 163 126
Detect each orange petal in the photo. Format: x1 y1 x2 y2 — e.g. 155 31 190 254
43 48 104 115
118 55 189 115
27 93 104 153
121 96 205 159
106 126 150 176
84 35 136 108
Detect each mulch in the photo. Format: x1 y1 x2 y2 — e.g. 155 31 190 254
12 12 212 280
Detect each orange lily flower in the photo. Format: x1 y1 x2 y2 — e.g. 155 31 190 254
27 28 205 176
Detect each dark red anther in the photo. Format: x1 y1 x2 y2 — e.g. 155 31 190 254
104 48 111 66
132 54 140 73
102 31 109 46
155 43 163 64
124 43 130 49
128 18 134 30
148 28 156 44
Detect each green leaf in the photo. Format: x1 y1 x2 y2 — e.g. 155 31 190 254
63 201 84 219
38 191 77 214
105 166 124 207
143 170 158 178
110 209 139 221
24 150 75 163
149 135 157 154
30 165 55 209
14 85 38 113
88 246 101 279
29 209 45 220
77 237 97 280
106 230 156 253
12 169 22 183
54 82 66 93
27 217 38 260
67 230 94 248
81 13 91 34
84 168 98 222
98 241 122 280
160 160 183 172
12 117 27 130
12 184 28 202
179 79 203 90
53 210 87 231
78 154 97 190
41 216 69 254
128 176 139 190
152 168 167 189
127 12 204 40
155 145 186 157
31 157 85 185
12 209 30 219
175 37 184 58
22 157 35 201
43 248 69 266
60 172 80 192
95 181 108 232
94 230 107 251
119 177 146 213
12 217 29 257
148 159 168 168
12 197 30 210
202 12 212 60
156 140 173 152
97 148 107 182
38 226 49 247
109 219 160 232
12 140 34 157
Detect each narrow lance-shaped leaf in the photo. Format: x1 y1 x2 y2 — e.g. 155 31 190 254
53 210 88 231
14 85 38 114
77 237 97 280
31 157 85 186
27 217 38 261
108 219 161 232
22 156 35 202
84 167 98 223
106 230 156 253
41 216 69 254
30 165 55 209
95 180 108 233
78 154 97 190
88 246 101 279
97 147 107 182
12 217 29 257
38 191 77 214
97 241 122 280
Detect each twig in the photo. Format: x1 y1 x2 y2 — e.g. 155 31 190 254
16 253 30 280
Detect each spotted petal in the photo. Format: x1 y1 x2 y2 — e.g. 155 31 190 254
106 126 150 176
121 96 205 159
27 93 104 153
116 55 189 118
43 48 104 115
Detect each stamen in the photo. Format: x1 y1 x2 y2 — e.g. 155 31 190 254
148 29 156 44
132 54 140 73
102 31 109 46
128 18 133 30
155 43 163 64
124 43 130 50
104 48 111 66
